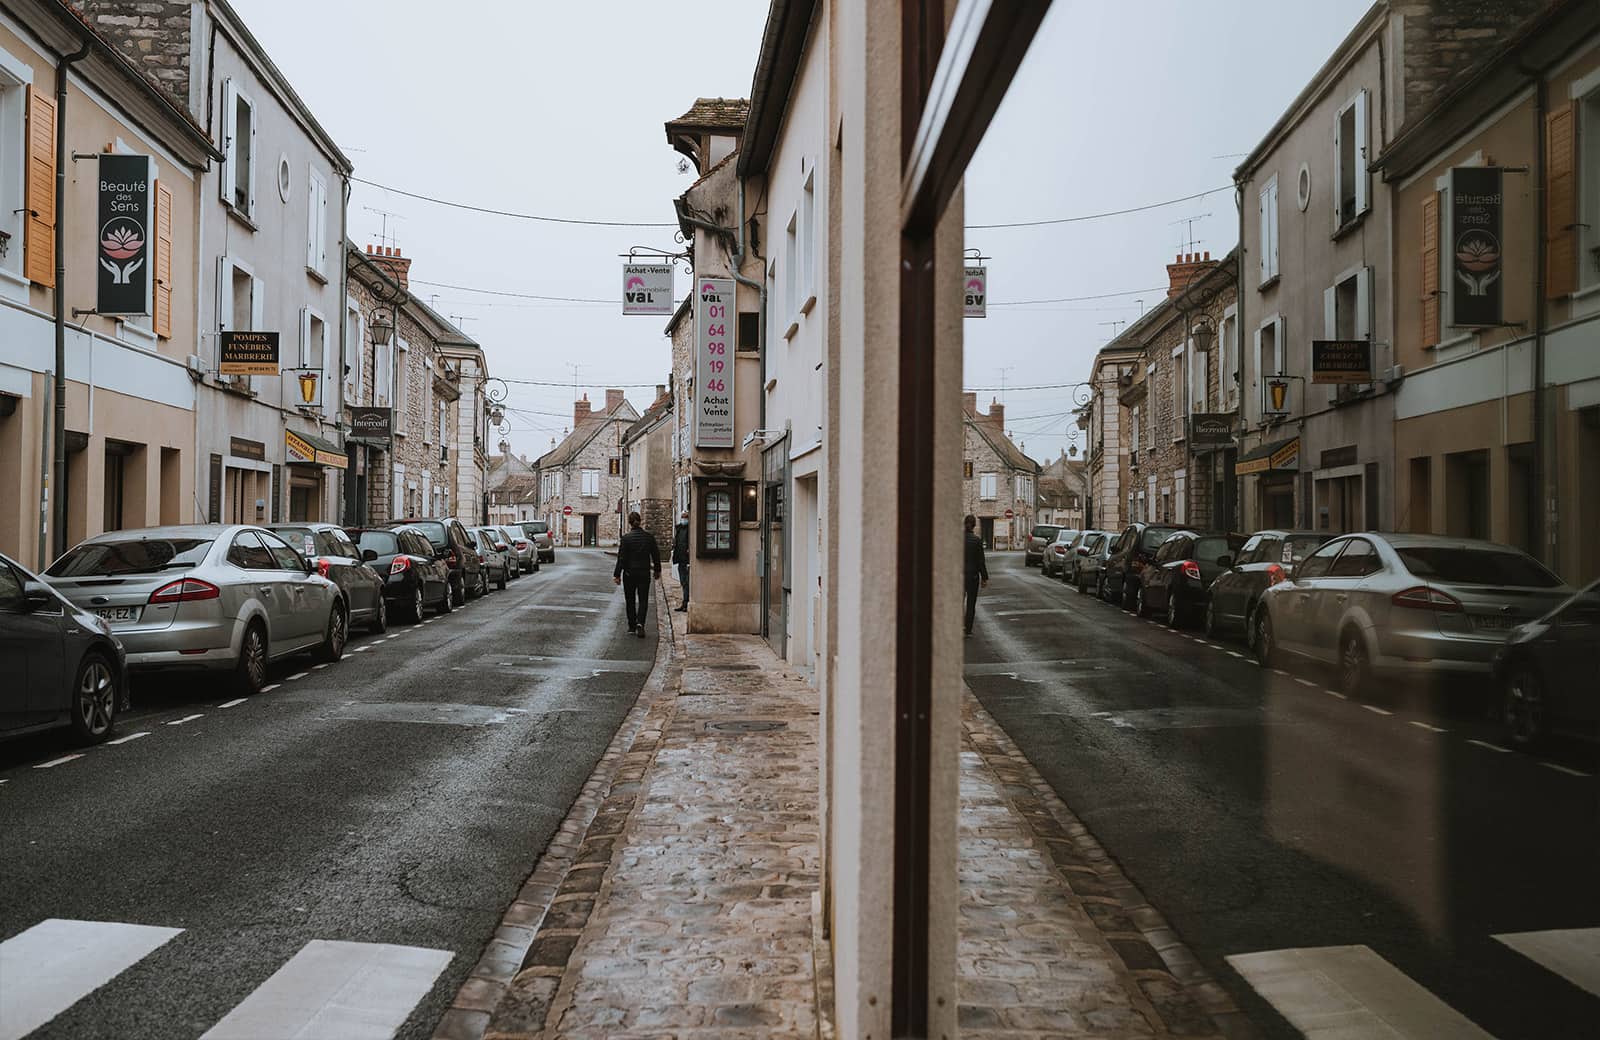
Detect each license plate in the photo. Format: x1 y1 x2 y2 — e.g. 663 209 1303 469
96 606 140 623
1469 614 1516 631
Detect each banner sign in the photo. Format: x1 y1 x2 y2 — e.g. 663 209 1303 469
349 406 392 441
285 368 323 410
1264 378 1291 417
963 266 987 318
96 154 154 316
1311 339 1372 384
285 429 347 469
693 278 735 448
1189 412 1235 446
623 263 675 315
1450 166 1503 327
218 331 279 376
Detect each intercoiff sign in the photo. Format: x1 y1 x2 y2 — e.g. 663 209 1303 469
694 278 735 448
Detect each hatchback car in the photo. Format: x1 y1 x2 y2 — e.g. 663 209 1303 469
1076 533 1115 595
1040 528 1081 578
522 520 555 563
1101 523 1180 609
1136 530 1245 626
349 526 452 623
1254 533 1571 696
44 526 345 695
471 528 512 590
1204 530 1330 643
269 522 387 634
1494 579 1600 747
1063 529 1113 587
1 551 125 745
1025 525 1062 567
396 517 484 605
497 525 538 575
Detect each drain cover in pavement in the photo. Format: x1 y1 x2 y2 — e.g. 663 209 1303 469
705 719 788 733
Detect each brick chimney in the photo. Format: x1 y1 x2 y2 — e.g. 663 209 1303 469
1166 251 1216 299
656 384 667 402
574 394 592 425
366 244 411 291
985 398 1005 431
962 392 978 416
605 388 625 414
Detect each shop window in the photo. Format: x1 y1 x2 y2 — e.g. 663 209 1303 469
741 480 759 523
697 482 737 558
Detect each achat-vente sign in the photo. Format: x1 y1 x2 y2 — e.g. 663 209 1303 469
97 154 154 316
622 263 674 316
694 278 735 448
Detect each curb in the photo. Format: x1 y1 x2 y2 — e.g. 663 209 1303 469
431 605 679 1040
962 693 1258 1039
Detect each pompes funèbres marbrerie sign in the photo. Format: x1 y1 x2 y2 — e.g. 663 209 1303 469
1451 166 1503 328
97 154 154 316
694 278 735 448
622 263 674 316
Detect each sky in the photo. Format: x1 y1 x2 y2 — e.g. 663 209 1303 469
230 0 1374 464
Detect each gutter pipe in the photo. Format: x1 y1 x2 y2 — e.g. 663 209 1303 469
50 35 93 563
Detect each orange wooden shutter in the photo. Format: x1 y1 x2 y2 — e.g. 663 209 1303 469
1421 191 1440 346
25 86 56 288
1546 101 1577 299
154 181 174 338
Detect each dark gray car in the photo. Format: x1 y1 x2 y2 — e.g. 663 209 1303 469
269 523 387 634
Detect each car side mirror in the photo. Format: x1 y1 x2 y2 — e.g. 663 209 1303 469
362 548 378 562
304 557 316 575
21 581 54 611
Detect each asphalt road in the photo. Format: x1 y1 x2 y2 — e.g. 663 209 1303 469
968 552 1599 1040
0 548 653 1040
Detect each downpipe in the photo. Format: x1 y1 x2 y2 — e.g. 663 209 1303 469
51 35 93 563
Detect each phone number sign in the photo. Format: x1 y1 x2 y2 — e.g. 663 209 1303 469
694 278 735 448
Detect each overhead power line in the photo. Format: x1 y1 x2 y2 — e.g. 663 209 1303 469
409 278 618 305
993 286 1166 306
967 185 1234 229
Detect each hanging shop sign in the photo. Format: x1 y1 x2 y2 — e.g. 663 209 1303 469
285 429 348 469
1189 412 1235 446
622 263 675 315
228 437 266 461
694 278 735 448
1310 339 1372 384
1235 436 1300 476
963 266 987 318
1450 166 1503 327
285 367 323 410
218 331 280 376
96 154 154 316
1264 378 1291 418
349 406 392 441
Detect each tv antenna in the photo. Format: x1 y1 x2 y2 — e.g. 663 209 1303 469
996 366 1014 404
1169 213 1211 255
363 205 405 249
1100 319 1126 340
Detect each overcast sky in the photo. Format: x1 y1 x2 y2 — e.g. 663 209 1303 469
231 0 1373 463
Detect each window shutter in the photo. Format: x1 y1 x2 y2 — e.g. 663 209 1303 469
1356 267 1372 341
24 86 56 287
1354 90 1370 216
1268 180 1279 277
1546 101 1578 299
154 181 173 338
1421 191 1441 345
307 178 319 269
1323 285 1336 338
1258 186 1270 283
299 306 311 368
246 99 258 217
1274 316 1286 375
219 79 236 204
1333 104 1344 226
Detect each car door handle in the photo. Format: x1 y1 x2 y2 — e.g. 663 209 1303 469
259 585 273 597
1334 593 1348 602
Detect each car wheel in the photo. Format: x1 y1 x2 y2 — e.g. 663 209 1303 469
1502 664 1545 748
479 570 491 597
409 585 426 624
369 596 388 635
69 652 117 744
1165 591 1181 628
1339 628 1370 697
313 603 348 663
496 568 508 591
1254 611 1278 667
1128 583 1143 614
235 622 268 695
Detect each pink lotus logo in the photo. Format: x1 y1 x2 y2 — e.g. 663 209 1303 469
98 218 145 284
966 278 984 291
626 276 646 290
701 283 717 295
101 225 143 259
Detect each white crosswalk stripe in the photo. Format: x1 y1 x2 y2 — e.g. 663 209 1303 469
1494 928 1600 999
0 919 183 1040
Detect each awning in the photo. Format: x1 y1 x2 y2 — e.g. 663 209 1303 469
1235 436 1299 476
286 429 349 470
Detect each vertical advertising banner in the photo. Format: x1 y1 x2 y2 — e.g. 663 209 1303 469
1450 166 1503 327
694 278 735 448
622 263 675 315
96 155 154 316
963 266 987 318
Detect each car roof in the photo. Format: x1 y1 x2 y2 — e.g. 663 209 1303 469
267 521 343 531
75 524 247 542
1351 531 1530 552
1248 529 1324 539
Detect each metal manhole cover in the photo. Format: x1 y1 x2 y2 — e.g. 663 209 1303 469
705 720 788 733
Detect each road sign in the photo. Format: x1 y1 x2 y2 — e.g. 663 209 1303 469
1004 508 1014 519
562 505 573 516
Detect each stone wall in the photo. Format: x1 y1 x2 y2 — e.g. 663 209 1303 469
1395 0 1555 130
77 1 195 112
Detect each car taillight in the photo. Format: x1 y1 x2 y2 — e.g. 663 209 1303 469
1181 560 1202 581
1265 564 1287 586
149 578 220 604
515 540 529 550
316 559 331 578
1392 586 1463 612
390 557 411 575
445 552 457 566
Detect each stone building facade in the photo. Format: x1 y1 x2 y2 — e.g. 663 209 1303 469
961 396 1040 551
534 391 639 548
1082 344 1141 533
623 389 675 555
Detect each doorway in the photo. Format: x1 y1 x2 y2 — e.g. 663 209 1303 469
979 516 994 549
582 514 598 547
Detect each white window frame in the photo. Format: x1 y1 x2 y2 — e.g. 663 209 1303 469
306 166 329 279
390 336 409 428
220 79 258 220
218 256 264 392
343 298 362 403
581 467 600 498
437 399 448 448
1130 405 1140 453
1258 174 1280 285
1220 305 1238 409
1324 265 1373 399
0 46 32 299
392 462 405 519
979 471 997 501
298 306 328 370
1571 71 1600 297
1254 313 1288 418
800 164 817 312
783 209 799 336
1333 89 1370 231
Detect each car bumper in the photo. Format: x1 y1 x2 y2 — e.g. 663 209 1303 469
1372 631 1501 677
115 617 240 664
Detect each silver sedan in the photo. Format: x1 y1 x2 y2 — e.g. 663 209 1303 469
1254 532 1571 695
44 525 346 695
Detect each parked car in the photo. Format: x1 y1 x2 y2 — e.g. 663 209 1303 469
348 526 452 623
1063 529 1113 587
1040 528 1081 578
1025 525 1062 567
43 525 345 695
497 524 538 575
522 520 555 563
1076 533 1115 595
471 528 512 591
1254 533 1571 696
1204 530 1330 643
1100 523 1180 609
396 517 484 605
1493 579 1600 748
269 522 387 634
1 551 125 745
1135 530 1246 626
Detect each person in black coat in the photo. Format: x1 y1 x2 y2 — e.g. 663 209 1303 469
614 512 661 637
670 509 690 611
964 513 989 637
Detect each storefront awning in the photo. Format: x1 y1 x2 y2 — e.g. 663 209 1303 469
1235 436 1299 476
286 429 349 470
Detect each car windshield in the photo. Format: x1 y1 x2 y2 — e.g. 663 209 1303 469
273 526 317 555
408 521 448 549
47 537 214 577
526 522 548 534
1394 546 1562 588
357 531 399 555
1284 535 1326 563
1032 526 1059 540
1139 527 1177 552
1193 536 1232 562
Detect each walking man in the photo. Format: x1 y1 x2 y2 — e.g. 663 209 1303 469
615 511 661 637
671 509 690 612
964 513 988 637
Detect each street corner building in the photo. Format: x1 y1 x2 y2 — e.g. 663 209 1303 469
532 389 639 549
961 394 1040 551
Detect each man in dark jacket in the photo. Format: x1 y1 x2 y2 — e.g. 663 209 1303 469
614 511 661 636
671 509 690 611
964 513 988 637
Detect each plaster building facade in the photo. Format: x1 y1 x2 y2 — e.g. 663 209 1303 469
534 391 638 548
961 396 1038 550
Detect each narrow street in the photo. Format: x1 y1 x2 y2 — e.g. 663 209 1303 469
966 553 1600 1040
0 551 651 1040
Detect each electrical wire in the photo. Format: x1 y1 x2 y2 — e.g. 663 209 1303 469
991 286 1167 306
967 185 1233 229
409 279 619 305
353 177 677 228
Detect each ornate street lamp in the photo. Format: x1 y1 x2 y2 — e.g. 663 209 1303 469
1190 313 1217 353
369 308 394 346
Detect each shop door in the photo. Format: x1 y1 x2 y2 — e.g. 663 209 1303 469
1263 482 1294 529
582 514 598 547
980 517 994 549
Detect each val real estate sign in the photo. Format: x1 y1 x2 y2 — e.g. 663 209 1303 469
1451 166 1503 327
694 278 735 448
622 263 674 315
963 266 987 318
96 155 154 316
